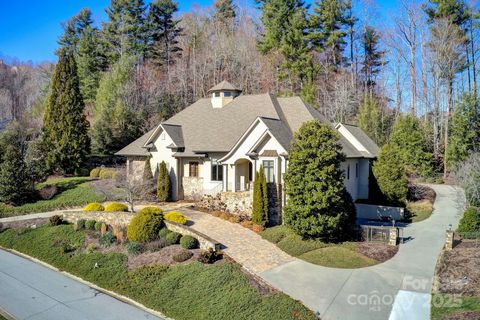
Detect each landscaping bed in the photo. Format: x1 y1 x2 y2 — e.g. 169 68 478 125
0 223 316 320
260 225 398 268
0 177 105 218
432 239 480 320
405 184 436 223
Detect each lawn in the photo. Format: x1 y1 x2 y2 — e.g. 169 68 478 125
0 225 316 320
260 226 381 268
406 199 434 223
0 177 105 218
431 294 480 320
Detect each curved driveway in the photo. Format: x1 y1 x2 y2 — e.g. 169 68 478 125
260 185 465 320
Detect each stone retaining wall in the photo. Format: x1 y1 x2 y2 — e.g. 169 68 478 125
165 221 220 251
197 191 253 217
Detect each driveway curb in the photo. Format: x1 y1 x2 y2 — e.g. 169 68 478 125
0 247 171 320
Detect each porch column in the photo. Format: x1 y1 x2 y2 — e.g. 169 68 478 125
222 164 227 192
232 164 236 192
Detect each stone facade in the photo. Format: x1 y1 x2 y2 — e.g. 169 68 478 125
198 191 253 217
128 157 147 181
182 176 204 201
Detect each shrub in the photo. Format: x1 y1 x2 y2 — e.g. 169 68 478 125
284 121 356 240
75 168 90 177
94 221 102 231
127 208 164 242
99 168 117 180
49 215 63 226
159 227 171 238
164 211 187 224
241 220 253 229
76 219 86 230
165 232 181 245
198 248 222 264
37 185 58 200
126 241 142 255
180 235 199 249
104 202 129 212
90 168 101 178
83 202 105 211
85 219 96 230
100 231 116 247
252 167 269 227
372 144 409 205
228 216 240 224
143 238 167 251
458 207 480 233
85 243 97 254
172 249 194 262
157 161 171 201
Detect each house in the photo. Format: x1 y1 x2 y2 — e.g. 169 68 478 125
116 81 379 217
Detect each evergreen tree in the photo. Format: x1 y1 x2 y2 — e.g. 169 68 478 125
92 55 143 154
309 0 350 68
257 0 305 55
357 94 390 146
143 156 154 181
103 0 147 64
446 93 480 166
58 8 94 52
425 0 468 26
252 167 269 227
389 114 434 178
361 26 386 90
372 144 408 205
0 123 34 205
43 50 90 174
157 161 171 201
284 120 355 239
214 0 237 28
146 0 183 69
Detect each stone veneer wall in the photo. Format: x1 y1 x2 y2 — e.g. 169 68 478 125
182 177 204 201
197 191 253 217
62 210 220 251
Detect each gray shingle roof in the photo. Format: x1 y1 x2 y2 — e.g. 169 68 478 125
115 129 154 157
341 124 380 157
207 80 242 93
163 124 184 148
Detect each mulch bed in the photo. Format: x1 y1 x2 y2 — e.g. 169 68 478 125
436 241 480 296
356 242 399 263
0 218 50 230
127 245 202 269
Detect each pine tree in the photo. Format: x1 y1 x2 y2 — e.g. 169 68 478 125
357 94 390 146
214 0 236 29
0 123 34 205
390 114 434 178
146 0 183 69
446 93 480 166
143 156 154 181
103 0 147 64
284 120 355 239
425 0 468 26
43 50 90 174
309 0 350 69
372 144 408 205
58 8 94 52
157 161 171 201
252 167 269 227
361 26 386 90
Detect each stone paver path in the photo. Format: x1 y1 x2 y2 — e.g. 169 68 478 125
180 208 295 274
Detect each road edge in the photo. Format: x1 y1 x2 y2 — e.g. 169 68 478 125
0 247 172 320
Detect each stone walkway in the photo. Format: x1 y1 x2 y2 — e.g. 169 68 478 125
180 208 295 274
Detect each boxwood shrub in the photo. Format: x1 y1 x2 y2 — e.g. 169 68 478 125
83 202 105 211
159 227 171 238
104 202 129 212
127 207 164 242
180 235 199 249
165 232 181 245
164 211 187 225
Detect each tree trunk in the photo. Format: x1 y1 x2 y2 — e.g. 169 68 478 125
444 79 453 178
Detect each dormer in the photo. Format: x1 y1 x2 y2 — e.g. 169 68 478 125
207 80 242 108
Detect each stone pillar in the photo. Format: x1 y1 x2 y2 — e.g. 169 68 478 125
445 230 454 250
388 227 398 246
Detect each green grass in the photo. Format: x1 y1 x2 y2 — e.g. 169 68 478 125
406 200 434 223
0 177 105 218
0 225 316 320
261 226 376 268
431 294 480 320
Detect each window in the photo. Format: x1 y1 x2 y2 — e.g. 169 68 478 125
189 162 199 177
355 163 359 178
347 164 350 180
214 92 220 97
224 91 232 97
263 160 274 183
211 159 223 181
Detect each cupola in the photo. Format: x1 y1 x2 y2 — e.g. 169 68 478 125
207 80 242 108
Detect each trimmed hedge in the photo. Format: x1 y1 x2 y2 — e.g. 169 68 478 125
159 227 171 238
180 235 199 249
165 232 181 245
458 207 480 233
164 211 187 225
83 202 104 211
127 207 164 242
104 202 129 212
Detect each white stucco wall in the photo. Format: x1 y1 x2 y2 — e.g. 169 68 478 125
340 158 360 201
150 130 178 200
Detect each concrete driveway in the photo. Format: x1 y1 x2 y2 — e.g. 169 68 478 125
260 185 465 320
0 250 163 320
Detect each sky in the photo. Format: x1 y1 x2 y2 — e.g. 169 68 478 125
0 0 399 63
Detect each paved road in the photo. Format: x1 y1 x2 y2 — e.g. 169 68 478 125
260 185 465 320
0 250 163 320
